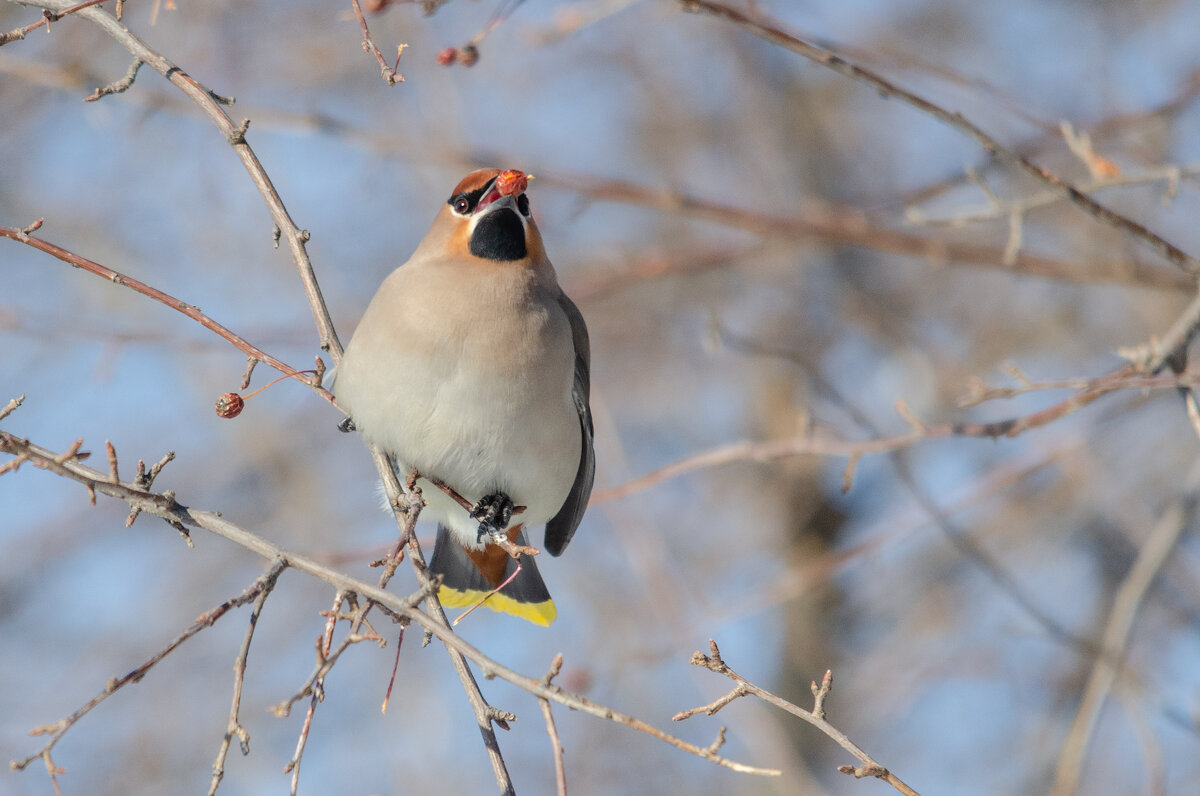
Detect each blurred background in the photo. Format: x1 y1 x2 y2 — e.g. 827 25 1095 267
4 0 1200 793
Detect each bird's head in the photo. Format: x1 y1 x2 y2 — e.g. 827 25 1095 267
416 168 545 266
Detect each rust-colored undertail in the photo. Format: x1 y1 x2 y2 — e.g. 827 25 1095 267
428 523 556 626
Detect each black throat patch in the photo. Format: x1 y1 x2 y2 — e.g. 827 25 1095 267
470 208 527 261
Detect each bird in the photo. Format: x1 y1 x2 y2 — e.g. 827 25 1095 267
333 168 594 626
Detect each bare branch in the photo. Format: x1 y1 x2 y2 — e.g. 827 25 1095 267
0 0 109 45
539 654 568 796
20 0 342 358
593 353 1200 505
0 394 24 423
1048 460 1200 796
83 55 141 101
679 640 919 795
208 561 287 795
0 224 337 407
372 451 517 792
551 172 1194 294
13 560 288 781
2 427 778 779
677 0 1200 275
349 0 405 84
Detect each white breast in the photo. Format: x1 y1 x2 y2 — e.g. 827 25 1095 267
336 259 580 548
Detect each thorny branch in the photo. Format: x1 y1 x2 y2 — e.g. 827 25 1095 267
1 427 779 782
0 3 527 789
12 559 288 787
678 640 920 796
373 452 517 792
15 0 342 358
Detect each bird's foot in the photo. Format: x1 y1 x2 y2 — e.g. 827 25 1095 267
471 492 515 542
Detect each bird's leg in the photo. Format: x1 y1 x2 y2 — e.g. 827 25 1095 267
470 492 515 543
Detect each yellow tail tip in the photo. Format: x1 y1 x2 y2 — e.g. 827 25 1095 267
438 585 557 626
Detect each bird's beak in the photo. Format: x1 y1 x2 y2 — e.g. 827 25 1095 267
475 169 529 216
474 179 506 214
476 188 517 216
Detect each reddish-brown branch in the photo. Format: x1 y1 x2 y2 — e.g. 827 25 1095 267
0 223 337 408
421 473 533 559
22 0 342 358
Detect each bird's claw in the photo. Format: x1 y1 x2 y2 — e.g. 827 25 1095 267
471 492 515 541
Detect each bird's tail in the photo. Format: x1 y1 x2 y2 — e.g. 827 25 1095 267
428 524 557 626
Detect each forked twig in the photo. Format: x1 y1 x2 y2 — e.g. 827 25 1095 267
677 640 919 795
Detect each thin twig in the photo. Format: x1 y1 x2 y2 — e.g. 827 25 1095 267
282 591 356 795
12 561 289 780
3 428 778 779
590 373 1121 505
1119 286 1200 373
424 473 532 558
373 453 518 793
125 450 174 527
239 357 259 390
591 344 1200 505
0 394 25 422
678 640 919 795
0 0 108 45
349 0 405 84
83 55 141 101
0 224 337 407
905 163 1200 229
270 587 428 719
208 559 287 796
539 654 568 796
550 172 1194 294
21 0 342 358
286 693 317 796
677 0 1200 275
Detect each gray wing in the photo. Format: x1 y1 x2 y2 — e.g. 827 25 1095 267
543 290 595 557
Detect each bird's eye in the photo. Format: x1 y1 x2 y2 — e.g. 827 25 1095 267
517 193 530 217
453 196 471 214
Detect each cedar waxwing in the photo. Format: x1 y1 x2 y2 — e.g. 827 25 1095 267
334 168 595 626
